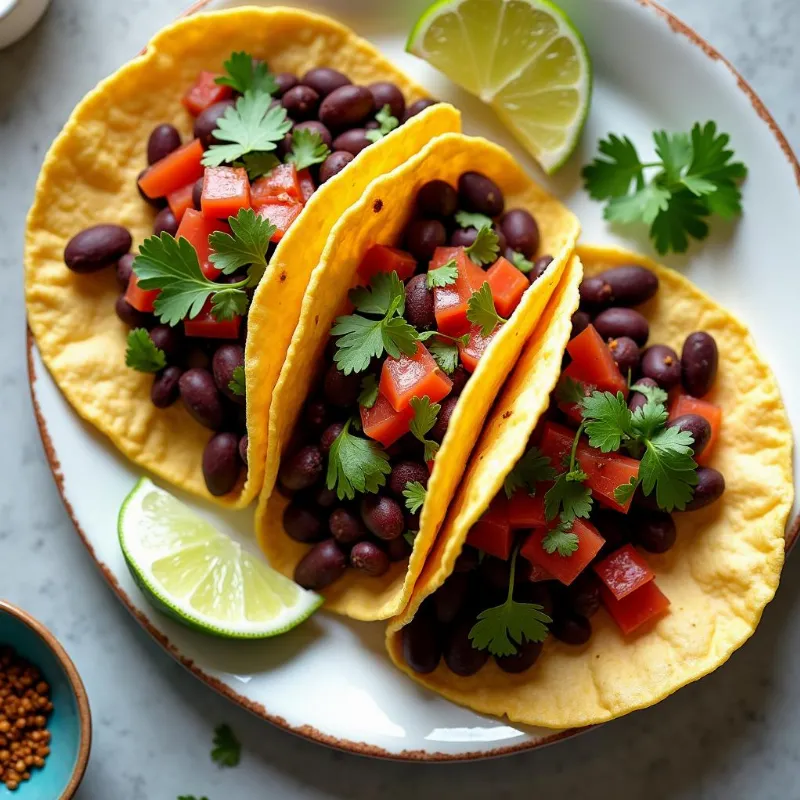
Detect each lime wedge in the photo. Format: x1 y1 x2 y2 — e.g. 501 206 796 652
407 0 592 173
118 478 322 638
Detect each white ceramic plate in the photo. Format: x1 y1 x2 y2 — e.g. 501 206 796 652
28 0 800 760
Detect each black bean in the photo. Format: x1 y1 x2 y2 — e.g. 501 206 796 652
153 207 179 237
312 485 336 509
302 68 351 97
116 253 135 289
450 366 470 396
493 225 507 256
151 366 182 409
149 325 185 365
454 546 479 573
388 461 429 499
416 180 457 219
319 85 375 130
329 507 368 545
632 484 661 512
681 332 718 398
530 254 553 282
495 640 543 674
64 224 132 273
500 209 539 257
567 573 601 618
551 613 591 645
331 128 370 156
479 556 521 596
279 445 324 491
194 100 235 148
276 131 294 160
294 539 347 590
185 345 211 371
386 535 412 562
667 414 711 457
450 227 478 248
115 294 151 328
284 501 326 543
592 507 633 555
274 72 299 97
147 123 181 165
323 364 361 407
608 336 641 378
239 434 248 466
350 541 390 577
628 377 659 413
404 274 435 330
403 98 438 121
458 172 504 217
404 218 447 262
294 120 333 149
685 467 725 511
641 344 682 389
319 151 354 183
192 177 204 211
405 510 421 532
137 169 167 208
402 612 441 674
321 422 345 454
571 310 591 339
178 368 225 430
431 395 458 443
202 432 242 496
444 616 489 676
593 307 649 346
433 572 470 624
580 265 659 310
281 85 320 121
212 344 245 404
361 495 404 540
633 509 676 553
368 81 405 120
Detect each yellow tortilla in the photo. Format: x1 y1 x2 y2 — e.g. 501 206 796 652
386 244 793 729
25 6 460 507
255 133 581 620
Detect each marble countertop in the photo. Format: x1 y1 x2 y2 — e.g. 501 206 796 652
3 0 800 797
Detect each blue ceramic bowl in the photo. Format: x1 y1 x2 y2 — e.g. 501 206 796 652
0 602 91 799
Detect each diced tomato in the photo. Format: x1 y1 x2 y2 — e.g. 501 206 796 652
431 247 478 337
565 324 627 395
183 299 241 339
201 166 250 220
166 182 196 223
138 139 205 200
124 273 159 313
361 392 414 447
508 487 550 529
297 168 315 203
256 200 304 242
358 245 417 285
670 393 722 465
528 561 554 582
182 71 232 116
379 341 452 413
175 209 231 280
600 580 670 635
540 421 640 513
486 256 529 317
521 519 605 586
593 543 654 600
458 324 498 373
251 163 302 206
465 495 512 561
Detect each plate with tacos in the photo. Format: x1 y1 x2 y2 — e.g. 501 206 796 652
25 0 800 759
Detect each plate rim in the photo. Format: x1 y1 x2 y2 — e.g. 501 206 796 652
25 0 800 762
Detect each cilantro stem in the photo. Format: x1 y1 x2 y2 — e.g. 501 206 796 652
568 422 586 474
505 547 519 605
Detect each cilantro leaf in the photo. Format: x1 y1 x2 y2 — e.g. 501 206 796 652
614 477 639 506
466 282 505 337
555 375 586 406
465 226 500 265
286 127 330 171
639 427 698 511
606 183 671 226
208 208 275 284
403 530 418 546
409 396 441 462
125 328 166 373
581 391 632 452
428 339 460 375
365 104 400 143
650 190 710 255
544 473 592 523
582 134 644 200
358 374 379 409
326 419 391 500
203 92 291 167
454 210 494 230
426 259 459 289
541 520 580 556
216 51 278 95
503 446 556 498
211 724 240 768
350 272 405 316
239 151 280 180
630 395 669 441
403 480 427 514
211 289 250 321
510 250 534 273
228 365 246 397
653 130 693 184
631 382 668 406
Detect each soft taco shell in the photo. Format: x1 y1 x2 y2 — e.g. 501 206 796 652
25 6 460 507
386 244 793 729
256 133 581 621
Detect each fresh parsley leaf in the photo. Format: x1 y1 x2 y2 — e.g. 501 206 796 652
465 226 499 265
409 396 441 462
466 282 505 337
653 130 693 184
639 426 698 511
203 92 291 167
454 210 494 230
614 477 639 506
403 530 418 546
469 549 550 656
541 520 580 556
630 395 669 441
509 250 534 273
428 339 460 375
326 419 391 500
426 259 459 289
630 382 668 406
208 208 275 284
582 133 645 200
555 375 586 406
286 127 330 171
239 151 280 180
403 480 427 514
133 233 248 325
125 328 166 373
211 724 241 768
228 365 246 397
544 473 592 523
215 51 278 95
350 272 405 316
606 183 671 226
332 312 418 374
503 446 556 498
581 391 632 452
358 374 379 408
650 190 710 255
365 104 400 143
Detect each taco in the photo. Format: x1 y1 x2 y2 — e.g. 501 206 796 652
255 132 581 621
25 6 460 507
386 244 793 729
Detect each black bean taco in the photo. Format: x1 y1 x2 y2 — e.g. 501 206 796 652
385 244 792 729
25 7 460 507
254 132 581 621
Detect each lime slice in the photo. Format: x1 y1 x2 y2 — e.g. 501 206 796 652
407 0 592 173
118 478 322 638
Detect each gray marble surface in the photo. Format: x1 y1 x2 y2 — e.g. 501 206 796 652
2 0 800 797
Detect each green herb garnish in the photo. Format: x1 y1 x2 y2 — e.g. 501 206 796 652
465 226 500 265
409 396 441 462
125 329 166 373
428 339 460 375
358 374 379 409
426 259 459 289
211 724 241 768
466 282 505 337
215 51 278 95
208 208 276 284
503 446 556 499
286 127 330 171
541 521 580 556
326 418 391 500
365 104 399 143
403 480 427 514
228 365 246 397
509 251 534 273
239 151 280 180
454 210 493 230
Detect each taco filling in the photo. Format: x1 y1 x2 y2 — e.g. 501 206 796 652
59 51 438 499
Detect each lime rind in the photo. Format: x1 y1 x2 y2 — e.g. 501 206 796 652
118 478 322 639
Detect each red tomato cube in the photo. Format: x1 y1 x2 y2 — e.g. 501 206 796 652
565 324 627 395
358 245 417 285
256 200 304 242
183 299 241 339
138 139 205 200
486 256 529 317
593 543 654 600
176 209 231 280
182 71 232 116
527 561 555 582
251 163 302 206
201 167 251 220
361 392 414 447
600 580 670 635
166 182 196 223
431 247 478 337
458 324 498 373
520 519 605 586
508 487 550 529
379 342 453 413
297 168 315 204
465 495 512 560
670 393 722 465
124 273 159 314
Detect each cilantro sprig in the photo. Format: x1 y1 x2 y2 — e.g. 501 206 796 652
326 418 391 500
286 128 330 171
125 329 166 373
455 210 493 230
208 208 275 283
509 251 534 273
466 282 505 337
211 724 241 768
503 446 556 499
409 396 440 462
426 259 459 289
215 52 278 95
428 339 460 374
228 365 246 397
365 105 399 143
465 226 500 265
358 375 379 409
582 122 747 254
403 480 427 514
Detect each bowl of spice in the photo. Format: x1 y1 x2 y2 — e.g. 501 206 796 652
0 601 90 797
